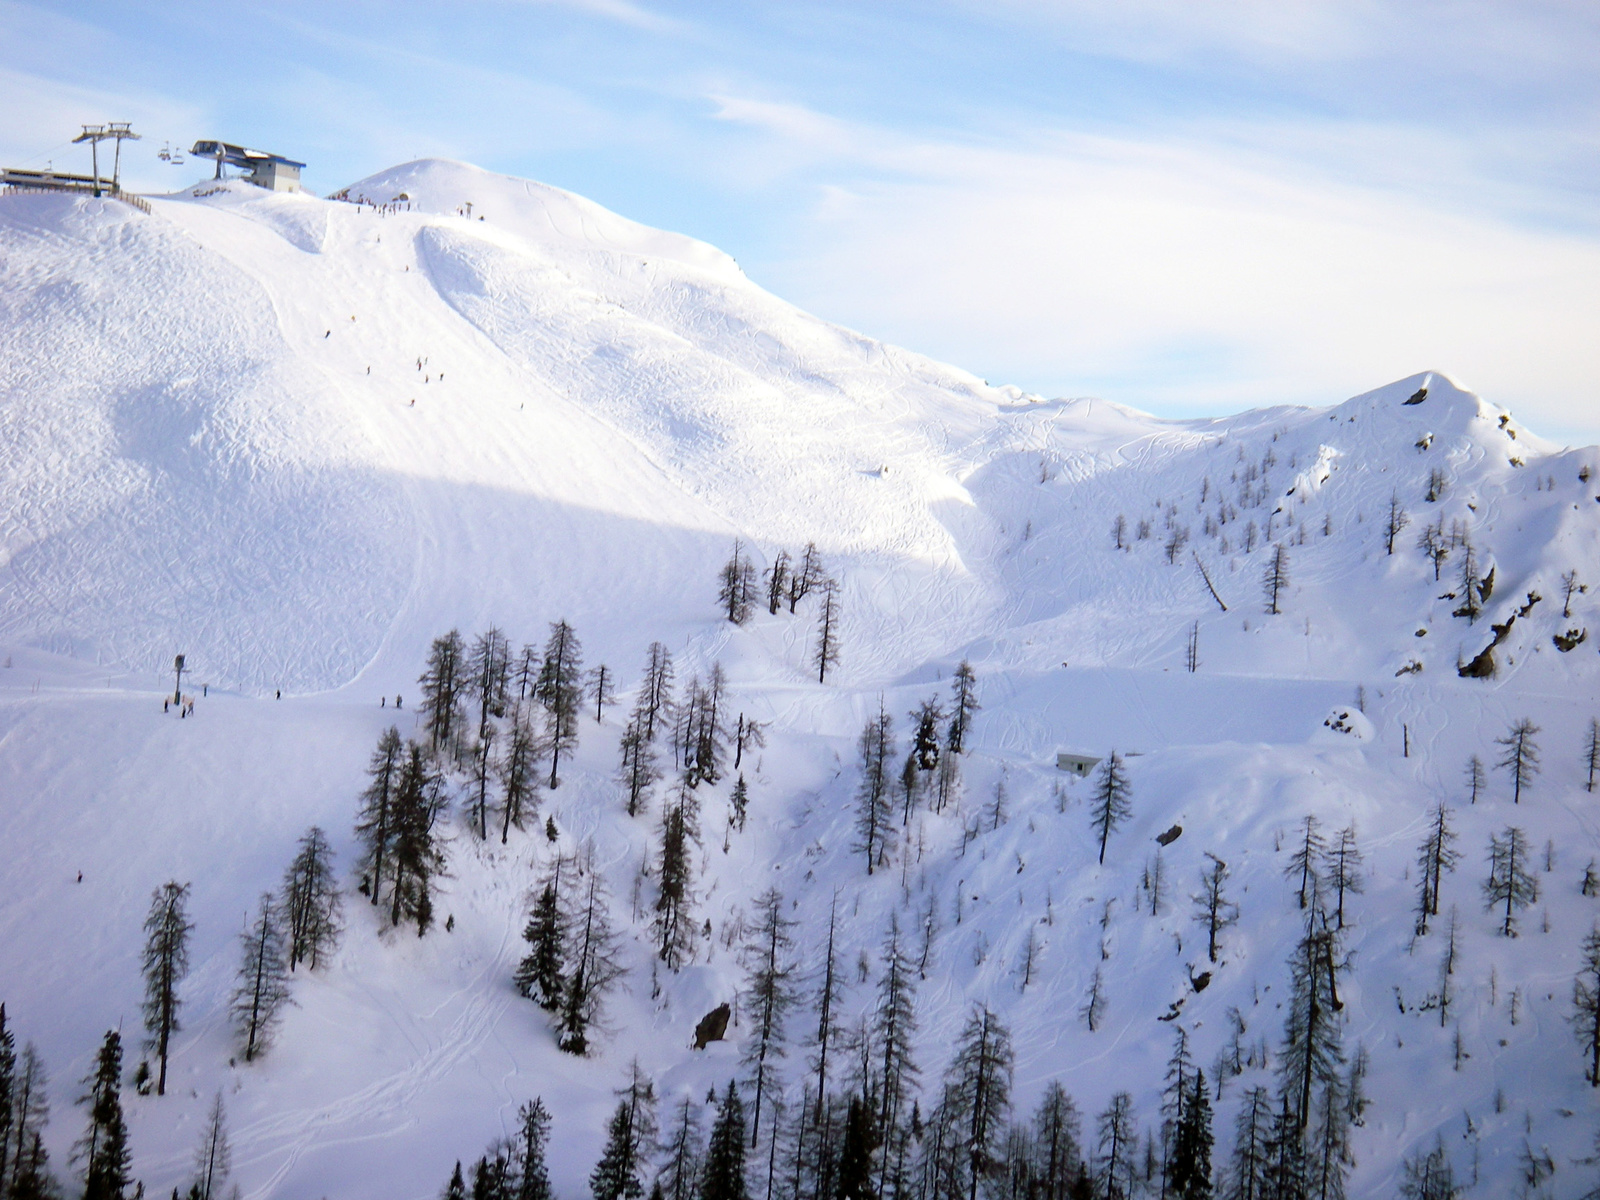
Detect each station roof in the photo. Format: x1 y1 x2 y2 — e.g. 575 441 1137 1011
190 141 305 170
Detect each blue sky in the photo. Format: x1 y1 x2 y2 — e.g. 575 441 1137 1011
5 1 1598 439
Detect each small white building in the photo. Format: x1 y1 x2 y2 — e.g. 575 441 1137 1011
190 141 305 192
1056 752 1102 777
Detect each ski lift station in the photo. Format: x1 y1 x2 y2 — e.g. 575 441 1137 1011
191 140 305 191
1056 752 1102 778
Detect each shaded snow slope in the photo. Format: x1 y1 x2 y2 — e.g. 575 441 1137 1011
3 162 1600 1200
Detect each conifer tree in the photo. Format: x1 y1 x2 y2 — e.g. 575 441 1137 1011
655 783 700 969
659 1096 704 1200
1573 925 1600 1087
1170 1071 1213 1200
419 629 466 753
589 664 616 723
619 715 659 819
1092 1093 1136 1200
1262 544 1289 614
947 663 980 756
1416 519 1450 581
732 713 766 773
497 716 542 843
1260 1098 1306 1200
512 1098 554 1200
74 1029 131 1200
719 541 758 625
855 701 897 874
788 544 823 613
740 889 799 1147
591 1065 656 1200
1030 1083 1082 1200
730 775 750 833
1453 544 1483 622
1587 719 1600 793
934 752 963 815
387 742 449 934
871 915 921 1199
1463 755 1485 805
813 579 841 684
1323 827 1364 931
7 1041 50 1198
0 1003 13 1191
469 627 511 735
806 895 844 1127
281 825 342 971
947 1007 1013 1200
1413 804 1460 936
1285 815 1324 911
1483 826 1538 936
765 550 791 616
702 1083 750 1200
469 722 498 840
1306 1075 1351 1200
1222 1087 1270 1200
1495 718 1541 804
1383 493 1409 555
558 866 625 1055
1193 854 1240 964
232 892 293 1062
1278 917 1344 1132
141 880 192 1096
191 1091 232 1200
638 643 676 744
442 1160 467 1200
515 854 569 1009
911 698 944 773
1089 752 1132 866
1397 1139 1456 1200
834 1095 875 1200
355 726 404 906
537 621 584 788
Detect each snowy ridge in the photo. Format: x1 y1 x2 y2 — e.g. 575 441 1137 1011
2 160 1600 1199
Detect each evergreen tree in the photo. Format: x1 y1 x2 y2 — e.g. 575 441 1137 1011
854 702 897 874
281 825 342 971
516 642 541 703
1284 814 1323 911
442 1161 468 1200
946 1007 1014 1200
469 627 511 735
740 889 799 1147
74 1029 131 1200
655 782 700 969
806 896 845 1126
537 620 584 788
619 715 661 818
232 892 292 1062
1089 753 1132 866
765 550 792 616
1462 755 1485 806
1573 925 1600 1087
910 698 944 772
1262 544 1289 615
387 741 449 934
0 1004 14 1192
7 1041 50 1198
1322 827 1363 931
834 1096 876 1200
1030 1083 1082 1200
1277 918 1344 1132
1193 854 1240 964
1413 804 1460 936
191 1092 232 1200
591 1066 655 1200
558 867 625 1055
1587 718 1600 794
1259 1098 1305 1200
1483 825 1538 936
659 1096 704 1200
682 664 730 788
419 629 466 754
469 721 498 840
730 775 750 833
947 662 980 756
1452 544 1483 622
471 1149 516 1200
141 880 192 1096
732 713 767 773
355 726 405 906
871 916 921 1199
702 1082 750 1200
1495 718 1541 804
1092 1093 1136 1200
1222 1087 1270 1200
813 580 841 684
934 753 963 815
638 643 676 744
1170 1071 1213 1200
1306 1076 1351 1200
497 716 542 843
788 544 824 613
516 854 569 1009
719 541 758 625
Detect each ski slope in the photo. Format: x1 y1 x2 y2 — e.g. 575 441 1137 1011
2 159 1600 1198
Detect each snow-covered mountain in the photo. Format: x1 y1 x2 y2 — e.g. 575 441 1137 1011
2 159 1598 1199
